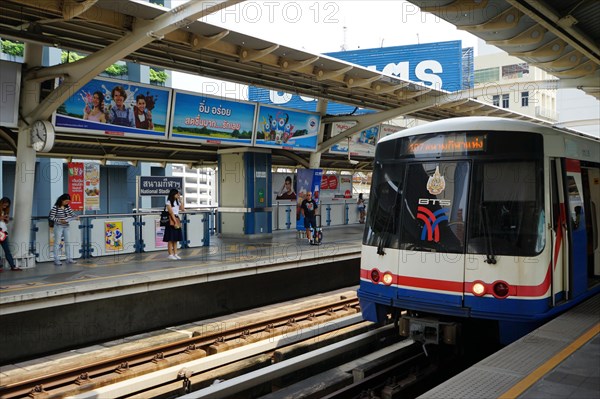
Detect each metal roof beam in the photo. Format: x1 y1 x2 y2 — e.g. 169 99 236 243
23 0 245 123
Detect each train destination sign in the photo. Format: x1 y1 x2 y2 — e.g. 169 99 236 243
408 134 487 155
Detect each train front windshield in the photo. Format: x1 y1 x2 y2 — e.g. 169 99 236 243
364 131 545 257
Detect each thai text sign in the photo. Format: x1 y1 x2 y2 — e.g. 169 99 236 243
139 176 183 196
68 162 84 211
170 91 256 145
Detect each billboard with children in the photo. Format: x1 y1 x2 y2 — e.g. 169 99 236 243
254 105 321 152
54 77 172 138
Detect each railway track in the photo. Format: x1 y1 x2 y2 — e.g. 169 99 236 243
0 296 361 399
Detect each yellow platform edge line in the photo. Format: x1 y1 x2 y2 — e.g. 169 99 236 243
498 322 600 399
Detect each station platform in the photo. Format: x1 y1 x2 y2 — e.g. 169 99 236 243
0 224 364 314
0 224 365 364
419 293 600 399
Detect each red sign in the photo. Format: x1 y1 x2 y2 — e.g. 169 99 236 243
327 175 338 190
68 162 84 211
321 175 339 190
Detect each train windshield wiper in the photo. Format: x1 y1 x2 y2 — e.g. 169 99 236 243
377 234 386 255
481 206 497 264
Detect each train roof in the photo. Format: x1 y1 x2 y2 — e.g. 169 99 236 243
380 117 600 145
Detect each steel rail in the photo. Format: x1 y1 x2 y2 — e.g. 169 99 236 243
0 297 359 399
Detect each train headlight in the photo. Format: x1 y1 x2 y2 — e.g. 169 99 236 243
493 281 510 298
472 281 486 296
382 272 393 285
370 269 380 283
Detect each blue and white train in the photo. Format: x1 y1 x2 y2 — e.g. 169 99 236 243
358 117 600 345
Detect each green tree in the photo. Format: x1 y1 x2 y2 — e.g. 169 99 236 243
0 40 24 56
149 68 168 85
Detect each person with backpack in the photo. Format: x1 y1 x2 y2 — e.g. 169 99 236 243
108 85 135 127
49 193 79 266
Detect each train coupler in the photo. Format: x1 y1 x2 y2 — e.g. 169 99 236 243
399 316 459 345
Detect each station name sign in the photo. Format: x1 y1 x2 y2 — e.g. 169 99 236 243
139 176 183 196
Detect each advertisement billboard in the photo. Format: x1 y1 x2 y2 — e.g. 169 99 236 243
54 77 172 138
170 91 257 146
329 121 379 157
249 41 464 114
254 105 321 152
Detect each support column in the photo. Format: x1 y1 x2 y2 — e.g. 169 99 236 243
309 99 328 169
12 43 43 267
218 148 272 238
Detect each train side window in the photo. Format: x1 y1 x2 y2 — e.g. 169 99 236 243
467 160 544 256
363 162 406 249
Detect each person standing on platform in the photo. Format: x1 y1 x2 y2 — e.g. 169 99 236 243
0 197 21 271
164 189 185 260
357 193 366 224
49 193 79 266
300 191 318 243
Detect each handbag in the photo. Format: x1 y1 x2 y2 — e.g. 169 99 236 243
0 221 7 241
159 206 170 227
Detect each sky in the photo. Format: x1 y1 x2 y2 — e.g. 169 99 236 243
199 0 481 53
171 0 488 94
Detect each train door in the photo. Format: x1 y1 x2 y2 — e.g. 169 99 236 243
564 159 588 297
582 166 600 284
550 159 567 303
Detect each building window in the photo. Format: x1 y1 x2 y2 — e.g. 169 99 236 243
521 91 529 107
493 95 500 107
502 63 529 79
474 67 500 84
502 94 510 108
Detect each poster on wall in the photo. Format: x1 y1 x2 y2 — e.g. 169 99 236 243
296 169 323 231
170 91 256 146
319 173 353 200
338 175 353 199
273 173 297 201
379 124 403 140
329 121 379 157
154 220 167 248
54 77 171 138
68 162 84 211
84 163 100 210
254 105 321 152
105 220 123 251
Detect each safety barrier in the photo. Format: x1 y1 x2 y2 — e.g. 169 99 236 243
273 199 367 231
22 203 364 263
31 209 215 262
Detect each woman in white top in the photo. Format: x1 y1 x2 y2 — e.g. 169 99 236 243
163 189 185 260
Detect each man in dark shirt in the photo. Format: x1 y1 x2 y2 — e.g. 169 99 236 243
300 191 318 243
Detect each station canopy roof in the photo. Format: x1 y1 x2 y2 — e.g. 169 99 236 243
1 0 596 170
405 0 599 100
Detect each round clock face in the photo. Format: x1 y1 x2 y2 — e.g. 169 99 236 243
30 120 55 152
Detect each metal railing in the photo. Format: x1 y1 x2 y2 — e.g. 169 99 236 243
25 202 365 262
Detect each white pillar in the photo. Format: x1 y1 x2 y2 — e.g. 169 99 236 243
309 99 328 169
12 43 43 265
